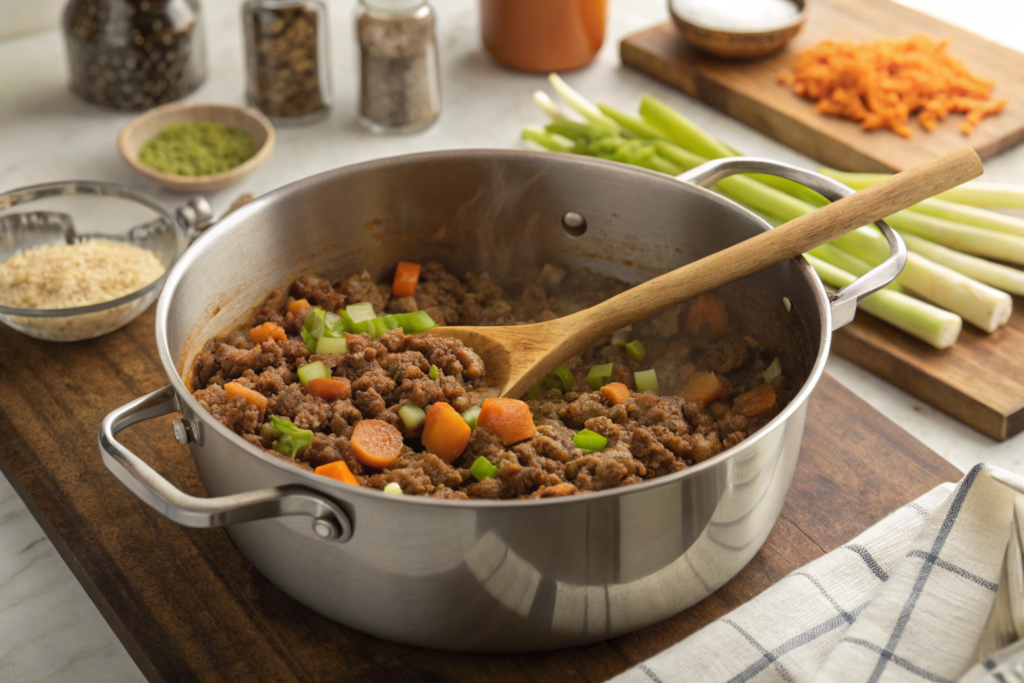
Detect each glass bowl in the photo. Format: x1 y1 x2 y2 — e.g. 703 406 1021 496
0 181 206 342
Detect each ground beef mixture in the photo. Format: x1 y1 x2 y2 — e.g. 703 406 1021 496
190 263 795 500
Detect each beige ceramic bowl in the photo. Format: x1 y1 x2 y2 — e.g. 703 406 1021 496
669 0 806 59
118 103 275 193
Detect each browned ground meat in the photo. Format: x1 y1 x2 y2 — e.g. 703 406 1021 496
190 263 795 499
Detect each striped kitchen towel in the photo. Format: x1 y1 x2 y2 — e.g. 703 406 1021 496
612 464 1024 683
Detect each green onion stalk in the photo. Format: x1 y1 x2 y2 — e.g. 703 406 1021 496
818 169 1024 209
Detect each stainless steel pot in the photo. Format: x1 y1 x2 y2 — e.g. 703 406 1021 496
99 151 904 651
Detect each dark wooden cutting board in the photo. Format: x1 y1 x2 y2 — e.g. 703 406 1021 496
620 2 1024 440
0 308 961 682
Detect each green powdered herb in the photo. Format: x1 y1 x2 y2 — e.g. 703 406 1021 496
139 122 257 176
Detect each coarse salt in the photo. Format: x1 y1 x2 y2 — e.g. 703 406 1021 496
672 0 800 32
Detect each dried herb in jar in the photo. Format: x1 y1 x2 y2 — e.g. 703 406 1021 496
357 0 441 134
63 0 207 112
243 0 331 123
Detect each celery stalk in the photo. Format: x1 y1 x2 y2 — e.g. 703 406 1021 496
819 168 1024 209
897 232 1024 297
805 255 961 349
547 74 620 133
808 243 905 293
597 103 666 139
906 198 1024 238
832 228 1012 333
885 210 1024 266
532 91 568 122
639 95 733 159
521 126 573 153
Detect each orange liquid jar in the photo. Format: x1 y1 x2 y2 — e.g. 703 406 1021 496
480 0 607 73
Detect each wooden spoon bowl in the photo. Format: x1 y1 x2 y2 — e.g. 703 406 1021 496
428 147 983 398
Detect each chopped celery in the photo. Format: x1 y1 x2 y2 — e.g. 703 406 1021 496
587 363 614 390
573 429 608 451
304 307 326 338
398 403 426 430
300 329 317 354
634 369 659 394
470 456 498 481
610 325 632 346
315 336 348 355
763 358 782 384
346 302 376 323
625 339 647 362
547 366 575 392
461 405 481 429
398 310 437 333
297 361 329 385
394 370 403 382
268 415 313 459
383 482 403 495
429 365 439 380
380 315 402 331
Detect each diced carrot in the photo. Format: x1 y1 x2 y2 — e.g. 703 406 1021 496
315 460 360 486
350 419 404 469
250 321 287 344
677 372 728 407
224 381 267 420
477 398 536 446
421 402 471 463
685 293 730 339
392 261 422 298
600 382 630 405
743 336 759 348
732 384 777 417
306 377 352 402
287 298 310 316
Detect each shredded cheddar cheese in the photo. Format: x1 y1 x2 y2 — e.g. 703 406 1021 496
778 35 1007 137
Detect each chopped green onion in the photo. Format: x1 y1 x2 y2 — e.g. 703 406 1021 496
394 370 403 382
429 365 439 380
297 360 330 385
634 369 659 394
587 363 614 390
398 403 426 430
763 358 782 384
461 405 481 429
527 381 543 397
268 415 314 459
709 402 729 420
610 325 632 347
315 336 348 355
470 456 499 482
573 429 607 451
625 339 647 362
383 482 403 495
548 366 576 392
300 329 317 354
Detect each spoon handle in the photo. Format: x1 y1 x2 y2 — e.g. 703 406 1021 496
574 145 983 336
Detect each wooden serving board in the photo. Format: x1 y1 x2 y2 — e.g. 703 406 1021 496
0 308 962 682
621 3 1024 440
620 0 1024 173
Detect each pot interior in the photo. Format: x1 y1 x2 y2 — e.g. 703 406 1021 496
160 151 825 406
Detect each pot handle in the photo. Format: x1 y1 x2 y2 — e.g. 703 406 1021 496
98 386 353 542
677 158 907 330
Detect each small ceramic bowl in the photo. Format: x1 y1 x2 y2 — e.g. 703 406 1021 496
669 0 807 59
118 103 275 193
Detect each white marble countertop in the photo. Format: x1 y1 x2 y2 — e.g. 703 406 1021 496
1 0 1022 680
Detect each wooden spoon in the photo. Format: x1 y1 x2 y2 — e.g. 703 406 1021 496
427 146 983 398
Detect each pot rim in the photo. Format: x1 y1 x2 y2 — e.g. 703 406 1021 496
156 149 832 509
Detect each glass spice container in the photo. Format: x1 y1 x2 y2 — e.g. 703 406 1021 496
63 0 207 111
243 0 332 124
356 0 441 134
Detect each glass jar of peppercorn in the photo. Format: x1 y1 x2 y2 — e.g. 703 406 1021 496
63 0 207 112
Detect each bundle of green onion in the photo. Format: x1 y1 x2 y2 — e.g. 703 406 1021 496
522 74 1024 350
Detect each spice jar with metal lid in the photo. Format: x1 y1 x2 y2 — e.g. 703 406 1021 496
63 0 207 111
356 0 441 134
243 0 332 124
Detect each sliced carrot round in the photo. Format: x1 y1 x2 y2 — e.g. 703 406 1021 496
306 377 352 401
477 398 536 446
421 402 471 463
250 321 288 344
315 460 360 486
350 419 404 469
